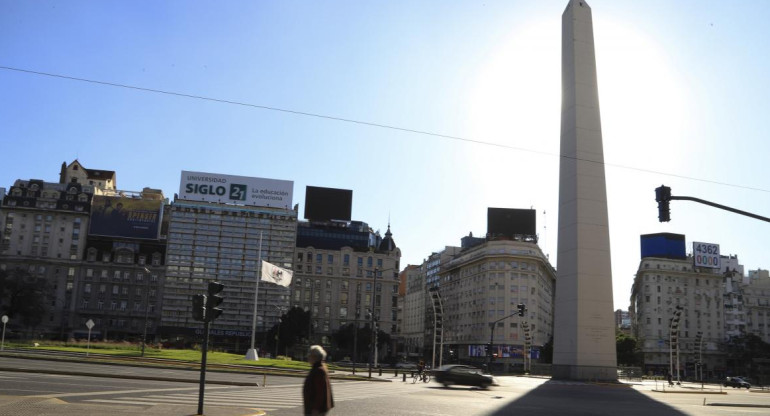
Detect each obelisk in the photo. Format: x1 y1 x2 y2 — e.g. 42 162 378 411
552 0 617 381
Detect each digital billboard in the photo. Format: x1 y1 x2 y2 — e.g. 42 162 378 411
304 186 353 221
640 233 687 260
179 171 293 209
693 241 721 269
89 196 163 239
487 208 536 238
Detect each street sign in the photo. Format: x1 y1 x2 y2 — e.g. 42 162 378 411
85 319 95 356
1 315 7 351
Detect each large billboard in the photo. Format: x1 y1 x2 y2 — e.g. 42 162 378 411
640 233 687 260
304 186 352 221
90 196 163 239
179 171 293 209
487 208 536 238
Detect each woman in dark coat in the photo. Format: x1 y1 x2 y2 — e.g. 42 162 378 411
303 345 334 415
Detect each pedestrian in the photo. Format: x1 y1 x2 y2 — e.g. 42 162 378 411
303 345 334 416
667 372 673 386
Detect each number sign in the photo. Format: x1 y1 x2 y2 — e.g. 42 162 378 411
693 242 720 269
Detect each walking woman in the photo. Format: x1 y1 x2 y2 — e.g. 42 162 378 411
303 345 334 415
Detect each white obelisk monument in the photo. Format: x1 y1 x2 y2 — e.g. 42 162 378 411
553 0 617 381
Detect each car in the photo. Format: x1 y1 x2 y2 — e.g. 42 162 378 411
432 364 498 389
723 377 751 389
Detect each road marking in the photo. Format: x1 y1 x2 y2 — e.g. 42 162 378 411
27 385 232 398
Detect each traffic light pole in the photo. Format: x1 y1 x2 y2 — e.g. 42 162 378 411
197 319 210 416
656 185 770 223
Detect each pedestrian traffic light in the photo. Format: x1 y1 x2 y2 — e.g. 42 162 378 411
655 185 671 222
517 304 526 317
192 294 206 322
205 282 225 322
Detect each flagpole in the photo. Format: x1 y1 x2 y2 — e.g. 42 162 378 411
245 232 262 360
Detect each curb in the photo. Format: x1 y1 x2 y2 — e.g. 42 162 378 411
1 367 259 386
652 389 726 394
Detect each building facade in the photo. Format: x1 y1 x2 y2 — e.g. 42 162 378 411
161 198 297 349
399 264 424 359
291 221 400 358
631 254 729 377
0 178 94 338
436 239 556 372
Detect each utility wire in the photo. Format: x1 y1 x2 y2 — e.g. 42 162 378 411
1 65 768 194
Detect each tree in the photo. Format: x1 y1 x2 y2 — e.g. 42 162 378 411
266 306 310 356
0 268 48 328
539 336 553 364
616 332 641 366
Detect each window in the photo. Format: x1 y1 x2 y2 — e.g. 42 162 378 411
84 283 91 294
327 254 333 264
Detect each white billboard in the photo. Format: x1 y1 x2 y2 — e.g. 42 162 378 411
179 171 293 209
693 241 720 269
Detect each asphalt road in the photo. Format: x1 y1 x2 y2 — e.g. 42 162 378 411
2 355 769 416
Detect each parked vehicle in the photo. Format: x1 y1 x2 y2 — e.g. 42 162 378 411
723 377 751 389
432 364 497 389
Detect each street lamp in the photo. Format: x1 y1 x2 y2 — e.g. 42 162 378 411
275 317 282 358
487 308 524 373
141 267 152 357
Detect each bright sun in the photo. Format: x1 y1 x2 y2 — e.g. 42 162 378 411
463 14 690 261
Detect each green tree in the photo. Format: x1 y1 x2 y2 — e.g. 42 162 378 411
266 306 310 355
616 332 641 366
0 268 48 328
539 336 553 364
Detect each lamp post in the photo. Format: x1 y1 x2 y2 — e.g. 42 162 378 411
141 267 152 357
487 311 520 373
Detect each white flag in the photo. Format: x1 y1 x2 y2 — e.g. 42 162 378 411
261 261 293 287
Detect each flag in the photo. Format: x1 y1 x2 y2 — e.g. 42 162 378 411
261 261 293 287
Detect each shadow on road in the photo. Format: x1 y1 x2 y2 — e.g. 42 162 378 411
485 380 687 416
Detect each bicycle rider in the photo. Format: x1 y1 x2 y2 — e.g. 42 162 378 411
417 360 426 380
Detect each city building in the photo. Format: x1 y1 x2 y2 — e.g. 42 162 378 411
437 238 556 372
399 264 425 360
744 269 770 343
1 177 94 338
76 188 168 341
291 219 400 358
160 171 296 351
630 233 729 378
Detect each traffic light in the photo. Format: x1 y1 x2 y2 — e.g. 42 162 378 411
655 185 671 222
517 303 526 317
205 282 225 322
192 294 206 322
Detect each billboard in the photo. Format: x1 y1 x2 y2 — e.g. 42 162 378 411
179 171 293 209
304 186 353 221
487 208 536 238
89 196 163 239
640 233 687 260
693 241 720 269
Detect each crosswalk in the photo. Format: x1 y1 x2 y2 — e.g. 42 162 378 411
84 380 417 412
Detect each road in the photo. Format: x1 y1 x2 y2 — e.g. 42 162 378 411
1 355 769 415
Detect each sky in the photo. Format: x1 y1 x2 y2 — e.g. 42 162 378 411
2 0 769 311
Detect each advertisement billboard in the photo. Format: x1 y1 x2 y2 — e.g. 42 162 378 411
693 241 721 268
179 171 293 209
89 196 163 239
304 186 353 221
487 208 536 238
